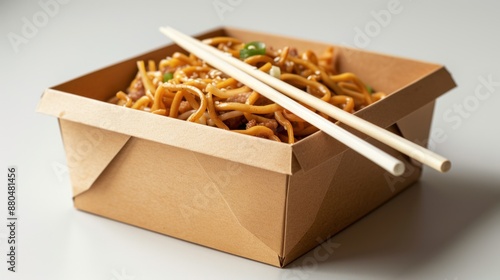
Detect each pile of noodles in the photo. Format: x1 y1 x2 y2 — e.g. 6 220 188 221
108 37 386 143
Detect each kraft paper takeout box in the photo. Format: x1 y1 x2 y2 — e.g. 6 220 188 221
37 27 456 267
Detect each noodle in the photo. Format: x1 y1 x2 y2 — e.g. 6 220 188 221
109 38 387 142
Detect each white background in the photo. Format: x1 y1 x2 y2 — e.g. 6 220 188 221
1 0 500 279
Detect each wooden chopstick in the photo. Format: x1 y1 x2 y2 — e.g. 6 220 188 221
160 27 451 174
160 26 406 176
188 35 451 174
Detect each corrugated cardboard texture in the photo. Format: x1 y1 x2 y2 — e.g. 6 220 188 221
37 27 457 267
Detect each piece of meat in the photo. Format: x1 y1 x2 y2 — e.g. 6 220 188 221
127 78 145 101
260 119 278 132
226 92 251 103
245 119 257 129
246 118 278 132
224 115 246 130
178 101 191 114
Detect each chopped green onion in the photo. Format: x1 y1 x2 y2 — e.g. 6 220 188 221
366 85 373 94
239 41 266 59
269 65 281 78
163 72 173 82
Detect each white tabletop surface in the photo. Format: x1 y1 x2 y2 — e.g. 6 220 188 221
1 0 500 279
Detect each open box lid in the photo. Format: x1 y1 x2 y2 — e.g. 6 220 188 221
37 26 456 184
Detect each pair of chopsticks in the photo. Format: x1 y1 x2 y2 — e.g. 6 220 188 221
159 26 451 176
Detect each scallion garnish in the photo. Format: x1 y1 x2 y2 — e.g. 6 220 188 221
163 72 174 82
239 41 266 59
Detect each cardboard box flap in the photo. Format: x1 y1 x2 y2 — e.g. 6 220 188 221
190 150 288 257
72 135 284 267
395 101 436 164
58 119 131 197
37 89 294 175
283 153 344 257
283 125 418 265
291 66 456 172
353 66 456 130
291 129 353 173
